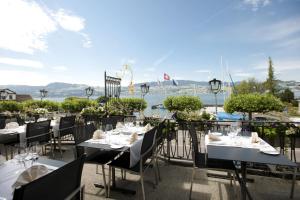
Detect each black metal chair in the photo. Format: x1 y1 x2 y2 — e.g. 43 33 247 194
57 116 76 156
73 123 120 197
154 120 166 181
188 124 236 200
0 118 6 129
13 154 86 200
26 120 52 156
108 127 158 200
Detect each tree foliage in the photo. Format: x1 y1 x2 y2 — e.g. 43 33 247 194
22 100 60 112
278 88 294 103
224 93 284 119
163 96 203 112
235 78 265 94
0 101 23 112
107 98 147 115
61 98 97 113
265 57 279 95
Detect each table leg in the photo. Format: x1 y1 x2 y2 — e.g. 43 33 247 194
241 161 247 200
112 167 116 188
290 167 297 199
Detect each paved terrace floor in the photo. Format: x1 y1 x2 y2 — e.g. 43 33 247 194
1 132 299 200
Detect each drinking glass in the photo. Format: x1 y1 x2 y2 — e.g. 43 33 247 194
105 124 113 143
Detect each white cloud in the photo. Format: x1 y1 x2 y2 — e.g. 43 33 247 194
257 17 300 41
243 0 271 11
52 65 68 71
254 59 300 72
146 67 156 72
52 9 85 32
195 69 211 73
0 0 91 54
0 57 44 68
153 50 174 66
233 72 253 77
80 33 92 48
0 70 50 85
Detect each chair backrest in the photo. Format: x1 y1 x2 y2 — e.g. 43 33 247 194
59 116 76 137
101 116 124 129
140 127 157 163
156 120 165 144
26 120 51 145
13 154 86 200
73 123 98 159
188 123 205 167
0 118 5 129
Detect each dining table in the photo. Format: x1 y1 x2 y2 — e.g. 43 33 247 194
77 124 148 194
205 133 298 200
0 156 66 200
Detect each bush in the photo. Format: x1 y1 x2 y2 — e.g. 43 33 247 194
80 106 105 116
61 98 97 113
0 101 22 112
106 98 147 115
163 96 202 112
224 93 284 119
22 100 60 112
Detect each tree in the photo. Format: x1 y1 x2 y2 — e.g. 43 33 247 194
163 96 202 112
278 88 294 103
265 57 278 95
224 93 284 120
235 78 265 94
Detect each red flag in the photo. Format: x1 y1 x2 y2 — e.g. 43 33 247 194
164 73 170 80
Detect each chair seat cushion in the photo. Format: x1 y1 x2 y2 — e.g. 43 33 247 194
108 152 140 172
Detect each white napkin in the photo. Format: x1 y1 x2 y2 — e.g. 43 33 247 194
37 118 48 122
5 122 19 129
130 132 138 144
116 122 124 129
12 165 49 188
208 133 221 141
251 132 260 143
143 123 152 132
93 130 105 139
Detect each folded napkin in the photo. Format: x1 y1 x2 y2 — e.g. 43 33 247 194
130 132 138 144
5 122 19 129
12 165 49 188
251 132 260 143
208 133 221 141
93 130 105 139
116 122 124 129
37 118 48 122
143 123 152 132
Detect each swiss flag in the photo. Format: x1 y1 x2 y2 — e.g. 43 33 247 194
164 73 170 80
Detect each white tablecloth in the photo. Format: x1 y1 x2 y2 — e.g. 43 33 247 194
0 126 26 145
205 134 278 153
86 126 145 167
0 159 58 200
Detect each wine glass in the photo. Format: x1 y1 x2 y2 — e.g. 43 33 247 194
105 124 113 143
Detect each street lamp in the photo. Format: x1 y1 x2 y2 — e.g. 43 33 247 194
140 84 150 99
209 78 222 114
0 90 7 100
40 89 48 101
85 86 94 99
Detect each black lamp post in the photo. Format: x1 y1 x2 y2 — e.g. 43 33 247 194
140 83 150 99
85 86 94 100
209 78 222 114
40 89 48 101
0 90 7 100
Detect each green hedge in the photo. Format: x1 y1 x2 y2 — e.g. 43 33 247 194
0 101 23 112
61 98 97 113
106 98 147 115
163 96 202 112
22 100 60 112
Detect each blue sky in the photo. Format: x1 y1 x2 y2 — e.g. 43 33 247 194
0 0 300 86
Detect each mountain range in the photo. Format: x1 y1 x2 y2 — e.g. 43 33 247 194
0 80 212 98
